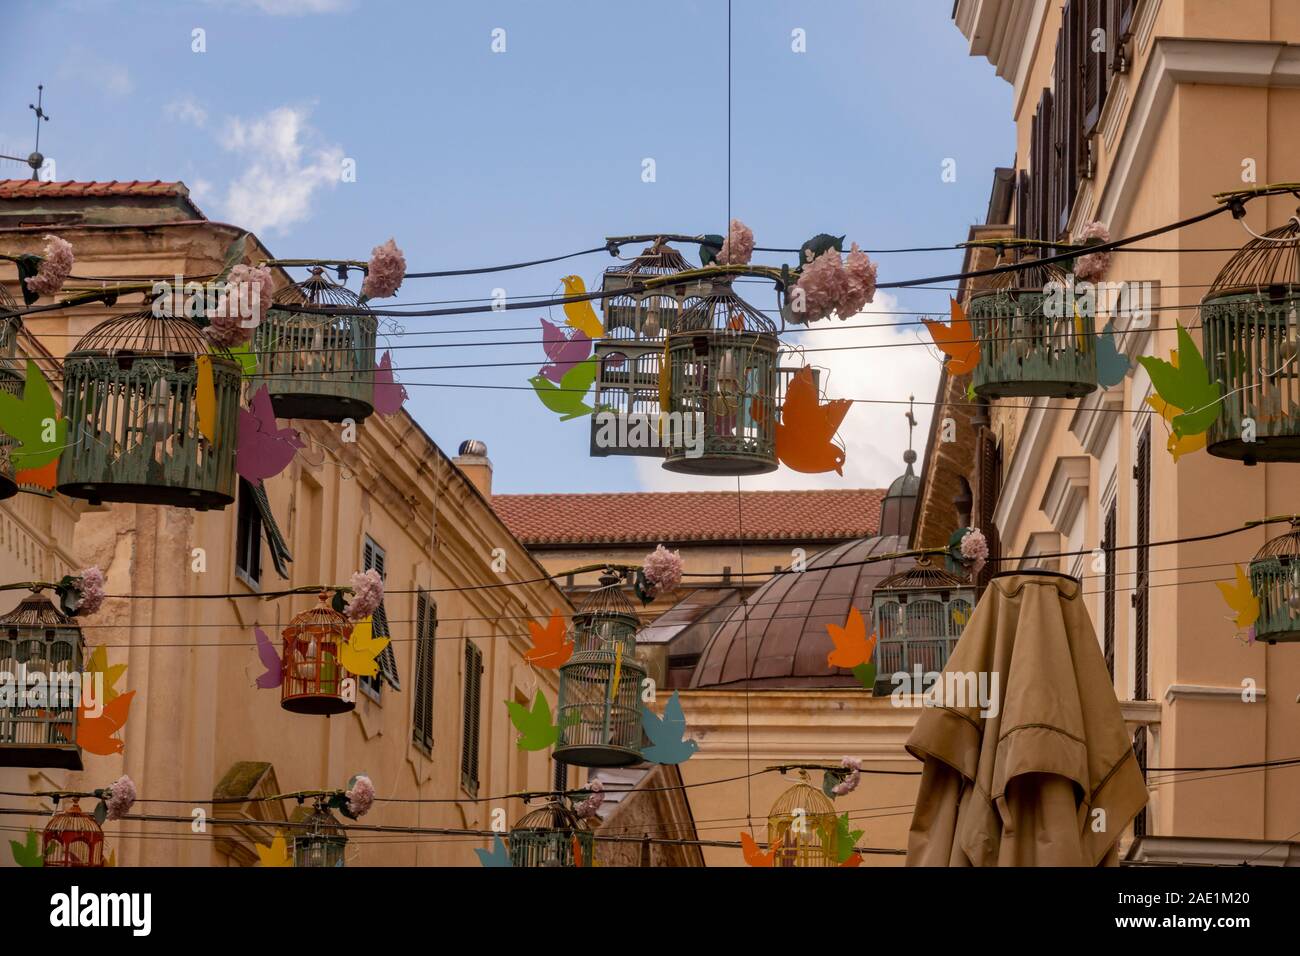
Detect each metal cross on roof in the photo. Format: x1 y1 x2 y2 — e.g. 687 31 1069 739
0 85 50 180
904 394 917 452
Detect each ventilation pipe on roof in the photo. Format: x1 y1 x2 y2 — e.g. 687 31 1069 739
454 439 493 500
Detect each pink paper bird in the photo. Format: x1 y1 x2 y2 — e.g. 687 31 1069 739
254 626 283 689
539 318 592 383
236 386 304 483
373 350 408 416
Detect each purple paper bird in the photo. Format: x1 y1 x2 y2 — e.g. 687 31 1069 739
540 318 592 383
254 626 283 689
373 350 408 416
236 386 304 483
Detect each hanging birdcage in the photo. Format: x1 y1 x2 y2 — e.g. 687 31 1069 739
1200 221 1300 463
767 774 839 868
870 559 974 692
1248 521 1300 644
969 251 1097 399
281 592 355 716
0 286 23 500
291 802 348 867
255 268 377 423
661 288 779 474
42 798 105 867
554 573 645 768
56 305 240 509
0 593 85 770
508 800 594 867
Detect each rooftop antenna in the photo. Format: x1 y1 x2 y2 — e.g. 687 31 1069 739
903 394 917 470
0 85 50 181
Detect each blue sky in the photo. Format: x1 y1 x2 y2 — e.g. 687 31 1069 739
1 0 1012 494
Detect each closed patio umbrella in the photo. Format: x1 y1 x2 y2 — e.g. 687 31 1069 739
905 570 1148 866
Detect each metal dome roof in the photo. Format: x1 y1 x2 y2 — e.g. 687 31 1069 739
69 307 229 358
1207 219 1300 296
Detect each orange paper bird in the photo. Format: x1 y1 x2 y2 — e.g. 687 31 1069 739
559 275 604 338
922 297 980 375
776 366 851 474
741 831 781 867
825 607 877 670
571 833 584 868
76 690 135 756
525 611 573 669
840 852 863 868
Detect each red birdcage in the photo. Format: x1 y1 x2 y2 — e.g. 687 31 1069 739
281 593 354 715
42 798 105 867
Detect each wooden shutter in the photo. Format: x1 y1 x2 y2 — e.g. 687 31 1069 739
1103 501 1117 681
1082 0 1107 135
1133 425 1150 700
974 426 1002 592
1030 91 1053 241
362 539 400 690
1052 2 1083 236
1131 727 1148 837
1015 169 1031 240
412 590 436 752
1106 0 1132 78
460 640 483 796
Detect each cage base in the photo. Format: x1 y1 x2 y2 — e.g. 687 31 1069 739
974 380 1097 400
1255 627 1300 645
662 453 778 476
280 694 356 716
57 482 233 511
1207 436 1300 465
0 744 83 771
553 743 643 768
268 391 374 424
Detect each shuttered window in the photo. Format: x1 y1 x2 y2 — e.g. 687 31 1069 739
974 426 1003 593
460 640 483 796
1103 500 1117 682
234 480 263 587
412 590 436 754
1015 169 1031 239
1082 0 1107 135
1051 1 1084 236
1132 727 1149 837
1133 425 1151 700
361 537 401 698
1029 90 1053 241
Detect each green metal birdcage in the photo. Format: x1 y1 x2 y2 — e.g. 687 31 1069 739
554 572 645 768
870 559 974 694
0 593 85 770
969 251 1097 399
662 287 779 475
56 305 240 509
508 800 594 868
1200 221 1300 463
291 802 348 867
767 774 839 868
1248 521 1300 644
256 268 377 423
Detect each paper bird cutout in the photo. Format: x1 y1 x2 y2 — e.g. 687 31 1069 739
1096 320 1130 389
524 611 573 669
16 459 57 492
255 835 292 867
952 606 971 629
826 607 876 670
571 833 585 868
373 350 408 416
776 366 850 475
9 828 42 867
540 318 592 384
741 831 780 867
196 354 217 445
530 359 597 421
840 851 863 867
1217 564 1260 634
922 298 980 376
0 359 67 472
1136 324 1222 438
106 849 117 867
254 626 283 689
559 275 604 338
611 642 623 699
85 644 127 704
817 811 864 865
236 386 304 483
340 616 390 679
506 690 572 751
228 341 257 378
76 690 135 756
475 835 513 867
641 691 698 764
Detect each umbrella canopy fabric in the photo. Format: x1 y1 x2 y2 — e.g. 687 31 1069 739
904 571 1148 866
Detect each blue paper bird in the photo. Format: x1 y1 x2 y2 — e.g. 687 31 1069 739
641 691 698 765
1096 320 1130 389
475 835 513 868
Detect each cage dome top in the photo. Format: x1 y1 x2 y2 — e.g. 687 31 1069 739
0 592 75 627
574 573 639 621
876 560 970 592
676 288 777 334
70 306 231 359
979 250 1068 295
514 800 587 833
1207 219 1300 296
273 267 366 309
1254 522 1300 562
605 241 693 279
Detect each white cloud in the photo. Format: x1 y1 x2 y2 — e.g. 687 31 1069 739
634 292 942 492
58 51 133 97
166 97 208 127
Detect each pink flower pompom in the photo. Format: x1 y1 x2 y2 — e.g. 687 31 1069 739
831 757 861 797
793 248 848 323
361 238 406 300
75 566 106 617
960 528 989 576
836 243 877 319
104 775 137 821
715 219 755 266
1074 221 1111 282
346 774 375 818
24 235 75 298
574 779 605 819
642 544 684 599
207 264 274 348
344 569 384 622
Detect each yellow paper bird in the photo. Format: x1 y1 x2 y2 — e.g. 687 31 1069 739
610 641 624 699
1073 301 1090 353
1144 348 1206 461
196 354 217 445
84 645 127 704
952 606 970 629
340 616 390 679
255 834 292 867
1216 564 1260 631
559 275 604 338
106 849 116 867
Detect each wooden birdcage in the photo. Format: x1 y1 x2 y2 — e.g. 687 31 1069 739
281 593 355 716
767 774 838 868
1249 521 1300 644
1200 221 1300 463
508 800 594 867
42 798 105 867
555 573 645 768
871 559 974 692
0 594 85 770
256 268 377 423
56 306 240 509
969 251 1097 399
661 288 779 474
291 802 348 867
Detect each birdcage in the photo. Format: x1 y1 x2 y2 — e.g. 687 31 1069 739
1200 221 1300 463
661 288 779 474
555 573 645 768
767 775 839 868
255 268 377 423
870 559 974 693
56 305 240 509
0 593 85 770
291 802 348 867
281 593 355 715
969 251 1097 399
42 798 105 867
1248 521 1300 644
508 800 594 867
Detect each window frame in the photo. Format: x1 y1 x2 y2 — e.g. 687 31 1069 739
411 589 437 755
234 479 263 590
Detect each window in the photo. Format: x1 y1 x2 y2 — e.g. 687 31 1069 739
360 537 402 700
1133 425 1151 700
1103 500 1117 682
411 590 437 753
234 480 262 587
461 640 483 796
1132 727 1149 837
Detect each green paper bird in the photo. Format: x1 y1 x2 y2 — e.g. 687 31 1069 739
529 358 597 421
1136 324 1222 438
10 828 43 867
506 690 573 751
228 341 258 378
817 812 864 865
851 661 876 691
0 360 68 471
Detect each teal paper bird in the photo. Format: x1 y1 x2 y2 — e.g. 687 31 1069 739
641 691 698 765
1096 321 1130 389
9 828 43 867
1135 324 1222 437
529 358 597 421
0 360 68 471
475 835 513 868
506 690 572 751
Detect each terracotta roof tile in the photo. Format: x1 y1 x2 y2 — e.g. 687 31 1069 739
0 179 188 199
493 489 884 546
